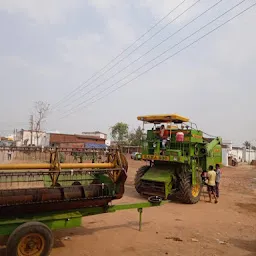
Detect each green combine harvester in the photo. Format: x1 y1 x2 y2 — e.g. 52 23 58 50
134 114 222 204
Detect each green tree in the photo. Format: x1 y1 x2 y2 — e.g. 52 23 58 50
128 126 143 146
110 122 129 144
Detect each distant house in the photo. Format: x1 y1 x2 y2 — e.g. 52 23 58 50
0 137 9 141
16 129 49 147
221 140 256 165
49 133 106 149
82 131 107 140
14 130 107 149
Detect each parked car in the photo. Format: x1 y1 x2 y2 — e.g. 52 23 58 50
131 152 141 160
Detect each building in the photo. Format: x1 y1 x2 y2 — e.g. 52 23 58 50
16 129 49 147
82 131 107 140
221 140 256 166
0 137 9 141
230 146 244 161
14 129 107 149
49 133 106 149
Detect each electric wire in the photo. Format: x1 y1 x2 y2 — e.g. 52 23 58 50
60 0 252 119
61 0 209 110
51 0 187 110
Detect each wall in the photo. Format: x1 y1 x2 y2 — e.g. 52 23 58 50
16 130 49 147
228 147 256 163
230 148 243 162
222 148 229 166
49 133 105 148
82 132 107 140
244 149 256 163
58 143 84 148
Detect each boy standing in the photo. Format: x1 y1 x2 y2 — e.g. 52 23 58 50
206 165 218 204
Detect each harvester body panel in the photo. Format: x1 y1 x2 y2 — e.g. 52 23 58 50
139 166 173 198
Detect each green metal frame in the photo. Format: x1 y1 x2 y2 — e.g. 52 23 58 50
0 201 164 236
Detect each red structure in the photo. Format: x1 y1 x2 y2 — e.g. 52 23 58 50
49 133 106 149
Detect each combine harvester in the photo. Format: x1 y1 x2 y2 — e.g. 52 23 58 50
135 114 222 203
0 149 162 255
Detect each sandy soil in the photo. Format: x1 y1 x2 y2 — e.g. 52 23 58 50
0 159 256 256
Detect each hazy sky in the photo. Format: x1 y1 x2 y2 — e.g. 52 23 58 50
0 0 255 145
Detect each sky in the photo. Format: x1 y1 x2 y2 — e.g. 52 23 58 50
0 0 255 145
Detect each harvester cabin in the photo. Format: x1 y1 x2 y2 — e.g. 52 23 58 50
137 114 204 156
137 114 190 140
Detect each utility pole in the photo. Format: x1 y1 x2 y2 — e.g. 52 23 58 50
30 115 33 147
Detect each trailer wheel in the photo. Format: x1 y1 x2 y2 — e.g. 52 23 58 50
134 165 150 194
6 221 53 256
179 172 202 204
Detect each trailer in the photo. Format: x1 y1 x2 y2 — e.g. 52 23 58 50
0 197 162 255
0 148 163 255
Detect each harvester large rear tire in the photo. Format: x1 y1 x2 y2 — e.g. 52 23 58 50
134 165 150 194
179 172 202 204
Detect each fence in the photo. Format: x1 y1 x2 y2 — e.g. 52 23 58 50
0 145 142 163
0 147 109 163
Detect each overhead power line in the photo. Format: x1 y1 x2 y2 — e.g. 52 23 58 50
61 0 251 119
62 0 221 110
51 0 187 110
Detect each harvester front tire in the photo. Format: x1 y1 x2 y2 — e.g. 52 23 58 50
134 165 150 194
179 172 201 204
7 221 53 256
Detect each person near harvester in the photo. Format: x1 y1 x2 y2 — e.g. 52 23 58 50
215 164 221 198
206 165 218 204
201 169 207 185
7 150 12 160
159 125 167 148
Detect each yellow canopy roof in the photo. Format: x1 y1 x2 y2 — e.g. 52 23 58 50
167 125 178 130
137 114 189 123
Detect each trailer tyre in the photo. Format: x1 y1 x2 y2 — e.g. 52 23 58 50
6 221 53 256
179 172 202 204
134 165 150 194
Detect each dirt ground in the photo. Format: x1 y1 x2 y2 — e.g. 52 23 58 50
0 158 256 256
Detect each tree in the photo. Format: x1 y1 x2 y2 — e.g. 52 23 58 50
110 122 129 144
243 141 251 149
34 101 50 146
251 146 256 150
128 126 143 146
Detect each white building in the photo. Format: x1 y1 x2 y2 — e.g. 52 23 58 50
82 131 107 140
230 147 244 161
16 129 50 147
221 140 256 166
